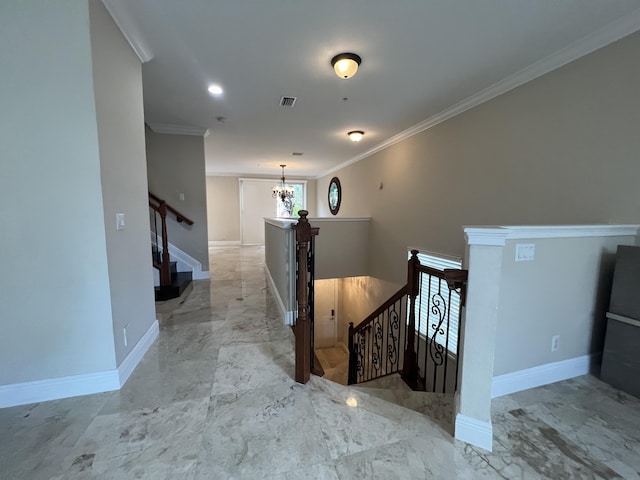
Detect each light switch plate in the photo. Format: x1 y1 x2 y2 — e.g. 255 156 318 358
515 243 535 262
116 213 126 231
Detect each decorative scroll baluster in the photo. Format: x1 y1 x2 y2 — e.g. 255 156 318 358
348 288 408 384
347 251 468 393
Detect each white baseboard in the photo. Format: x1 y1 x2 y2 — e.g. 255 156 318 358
117 320 159 386
455 414 493 452
208 240 241 247
491 353 600 398
285 311 295 326
0 320 159 408
0 370 120 408
264 265 294 326
152 232 208 278
192 270 210 280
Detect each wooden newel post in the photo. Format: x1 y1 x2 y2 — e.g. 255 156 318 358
348 322 357 385
159 201 171 287
402 249 420 389
292 210 319 384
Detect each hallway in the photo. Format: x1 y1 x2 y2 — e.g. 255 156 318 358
1 246 639 479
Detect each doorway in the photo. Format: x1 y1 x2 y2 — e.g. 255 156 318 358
314 279 337 348
239 179 277 245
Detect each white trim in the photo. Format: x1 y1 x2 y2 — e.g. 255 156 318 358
0 370 119 408
192 270 210 280
117 320 159 386
316 10 640 180
464 228 509 246
308 217 371 223
407 246 462 264
152 233 209 279
265 217 297 229
0 320 160 408
454 414 493 452
491 353 601 398
146 123 209 137
264 265 295 326
101 0 153 63
465 225 640 246
208 240 241 247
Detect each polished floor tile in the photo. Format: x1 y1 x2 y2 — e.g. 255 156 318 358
1 246 640 479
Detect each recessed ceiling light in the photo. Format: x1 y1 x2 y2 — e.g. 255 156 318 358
348 130 364 142
208 84 223 95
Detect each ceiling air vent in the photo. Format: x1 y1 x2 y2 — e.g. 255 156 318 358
280 96 297 108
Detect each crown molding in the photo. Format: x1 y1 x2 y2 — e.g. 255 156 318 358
101 0 153 63
316 8 640 180
147 123 210 137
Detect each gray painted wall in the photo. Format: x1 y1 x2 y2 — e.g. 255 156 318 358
206 175 318 243
0 1 116 384
146 130 210 270
89 0 156 366
494 235 636 376
206 176 240 242
264 221 294 313
317 32 640 287
312 218 371 280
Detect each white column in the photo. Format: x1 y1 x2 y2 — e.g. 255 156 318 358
454 228 507 451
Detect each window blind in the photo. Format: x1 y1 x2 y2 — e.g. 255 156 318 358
409 250 462 354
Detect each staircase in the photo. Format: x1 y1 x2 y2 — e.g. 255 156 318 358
347 250 468 395
151 246 193 301
351 373 454 433
149 192 194 301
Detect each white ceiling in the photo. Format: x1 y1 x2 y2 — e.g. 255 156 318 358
104 0 640 178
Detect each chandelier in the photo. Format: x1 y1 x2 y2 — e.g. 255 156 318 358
272 164 295 202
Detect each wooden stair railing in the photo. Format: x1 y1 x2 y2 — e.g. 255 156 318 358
292 210 319 384
149 192 194 287
348 250 468 393
348 285 408 385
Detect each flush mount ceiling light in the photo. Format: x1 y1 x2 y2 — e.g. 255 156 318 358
207 84 223 95
348 130 364 142
331 53 361 79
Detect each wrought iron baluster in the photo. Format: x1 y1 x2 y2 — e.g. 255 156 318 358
388 302 400 369
429 278 447 392
443 289 452 393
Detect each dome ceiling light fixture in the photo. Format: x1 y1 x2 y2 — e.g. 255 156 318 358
348 130 364 142
331 53 361 79
207 84 223 95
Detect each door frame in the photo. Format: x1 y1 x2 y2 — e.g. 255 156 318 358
238 177 308 245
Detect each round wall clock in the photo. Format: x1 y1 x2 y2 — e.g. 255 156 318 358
328 177 341 215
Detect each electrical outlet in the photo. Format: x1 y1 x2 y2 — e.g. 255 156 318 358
123 326 128 347
551 335 560 352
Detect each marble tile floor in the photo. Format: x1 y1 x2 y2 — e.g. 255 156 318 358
2 246 640 479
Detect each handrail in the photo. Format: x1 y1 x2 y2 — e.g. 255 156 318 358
348 250 468 390
351 285 408 335
149 191 195 288
149 192 194 225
